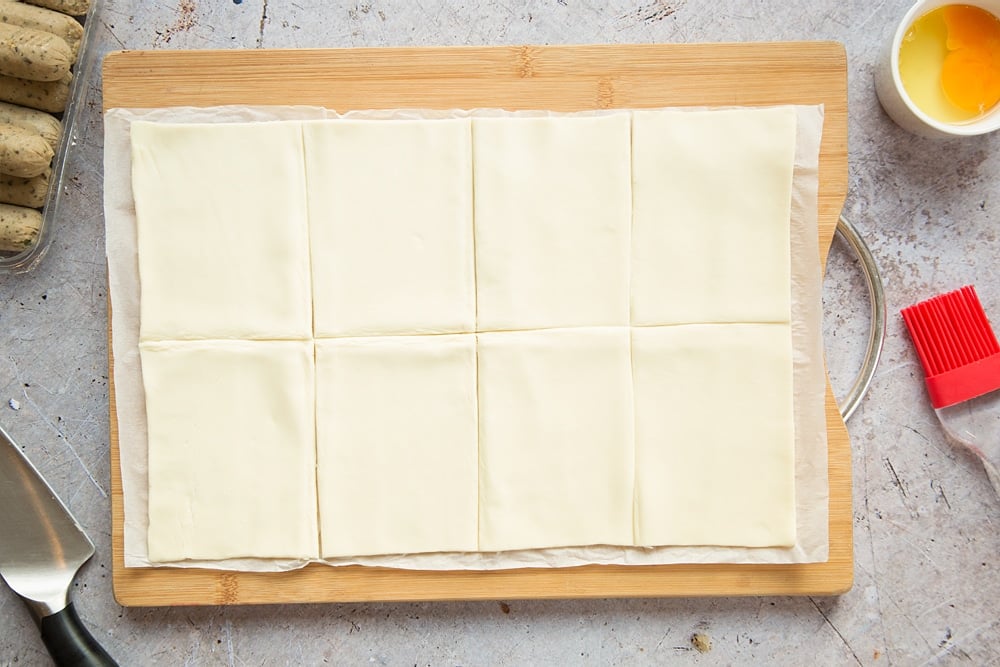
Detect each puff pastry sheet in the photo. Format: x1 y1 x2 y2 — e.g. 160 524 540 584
113 105 821 568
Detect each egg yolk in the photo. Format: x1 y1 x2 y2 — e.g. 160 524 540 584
940 5 1000 114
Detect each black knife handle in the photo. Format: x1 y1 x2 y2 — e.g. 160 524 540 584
39 603 118 667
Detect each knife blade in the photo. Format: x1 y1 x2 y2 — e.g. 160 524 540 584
0 423 117 666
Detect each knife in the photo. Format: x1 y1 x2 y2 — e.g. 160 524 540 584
0 423 117 666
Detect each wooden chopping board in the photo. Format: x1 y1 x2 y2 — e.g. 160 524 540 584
103 42 850 605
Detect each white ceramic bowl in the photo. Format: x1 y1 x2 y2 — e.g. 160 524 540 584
875 0 1000 138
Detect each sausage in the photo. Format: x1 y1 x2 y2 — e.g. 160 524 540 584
0 202 41 253
0 1 84 58
0 70 71 112
0 22 72 82
0 100 60 150
20 0 91 18
0 121 52 178
0 165 49 207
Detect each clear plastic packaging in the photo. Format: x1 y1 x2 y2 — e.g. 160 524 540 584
0 0 103 274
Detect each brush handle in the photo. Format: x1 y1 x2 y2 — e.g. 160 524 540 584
937 391 1000 499
983 462 1000 499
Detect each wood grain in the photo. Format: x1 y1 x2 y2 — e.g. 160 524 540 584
104 43 851 605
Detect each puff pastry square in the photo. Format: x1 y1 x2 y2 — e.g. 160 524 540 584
631 108 797 326
141 340 318 561
131 121 312 341
631 324 796 548
472 115 632 332
315 335 479 557
305 119 475 337
477 327 634 551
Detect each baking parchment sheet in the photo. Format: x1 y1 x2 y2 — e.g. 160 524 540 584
105 104 828 571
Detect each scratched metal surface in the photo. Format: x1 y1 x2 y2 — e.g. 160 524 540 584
1 1 999 665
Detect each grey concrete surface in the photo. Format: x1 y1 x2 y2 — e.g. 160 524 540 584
2 0 999 665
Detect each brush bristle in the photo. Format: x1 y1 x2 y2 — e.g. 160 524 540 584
902 285 1000 408
903 286 1000 375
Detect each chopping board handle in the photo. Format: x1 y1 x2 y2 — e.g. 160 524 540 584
39 603 118 667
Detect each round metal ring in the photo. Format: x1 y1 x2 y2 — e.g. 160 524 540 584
833 214 886 421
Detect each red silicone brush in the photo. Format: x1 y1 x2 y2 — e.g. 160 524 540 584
902 285 1000 496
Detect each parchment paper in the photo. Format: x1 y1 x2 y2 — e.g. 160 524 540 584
105 104 828 571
